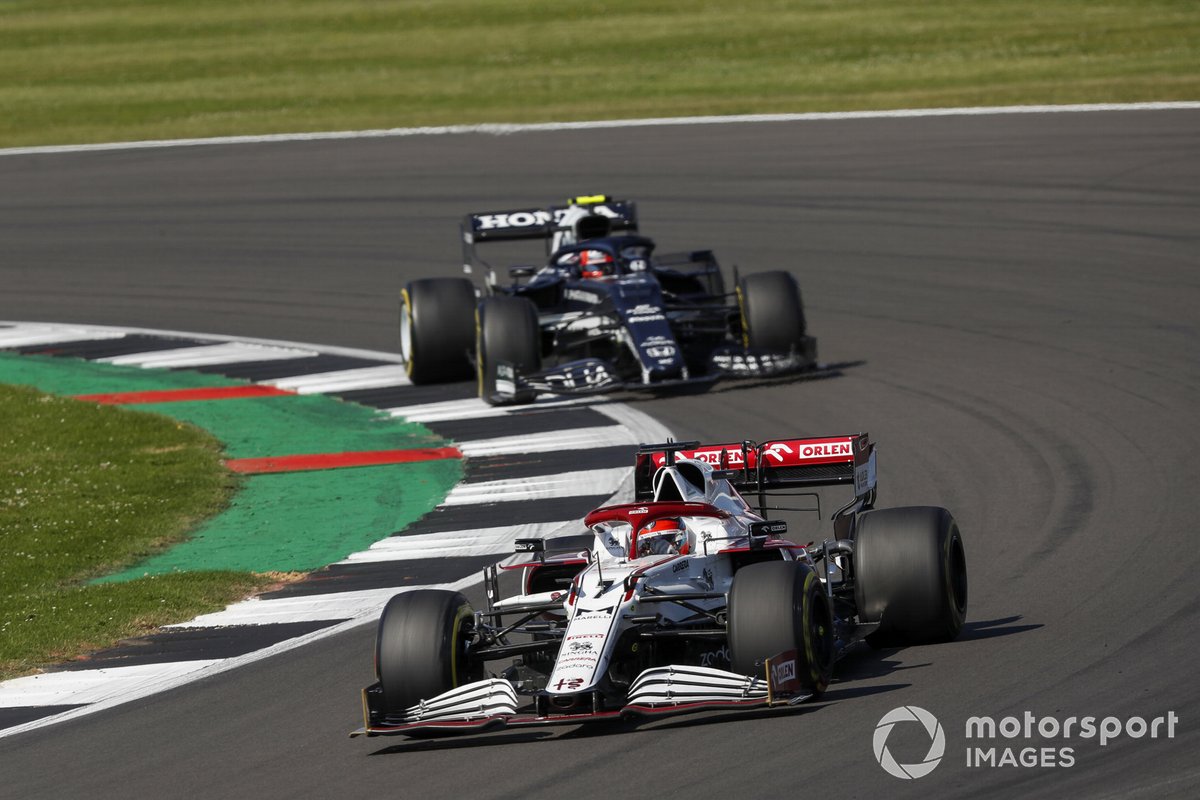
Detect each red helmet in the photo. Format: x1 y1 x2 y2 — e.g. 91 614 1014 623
579 249 615 279
637 517 689 557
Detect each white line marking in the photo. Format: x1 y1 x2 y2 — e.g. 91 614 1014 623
386 395 592 423
0 320 406 365
0 575 476 738
442 467 629 506
1 103 1197 157
165 583 459 628
594 402 675 445
261 364 410 394
455 425 638 457
335 520 579 565
0 661 221 708
99 342 315 368
0 323 126 348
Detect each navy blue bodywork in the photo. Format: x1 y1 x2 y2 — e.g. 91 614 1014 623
460 199 816 402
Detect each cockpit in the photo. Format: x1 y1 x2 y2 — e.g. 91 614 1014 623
549 236 656 281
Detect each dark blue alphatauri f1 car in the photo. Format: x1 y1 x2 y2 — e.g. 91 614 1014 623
399 196 818 405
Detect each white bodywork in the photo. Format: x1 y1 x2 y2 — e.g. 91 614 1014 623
543 460 782 699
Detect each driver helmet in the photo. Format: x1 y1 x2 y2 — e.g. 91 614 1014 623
638 517 689 557
579 248 615 279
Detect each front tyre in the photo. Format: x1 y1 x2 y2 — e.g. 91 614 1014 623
400 278 476 384
376 589 478 716
476 295 541 405
853 506 968 646
728 560 834 697
737 271 808 352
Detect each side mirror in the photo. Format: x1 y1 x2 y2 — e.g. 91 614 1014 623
747 520 786 550
515 537 545 563
508 266 537 279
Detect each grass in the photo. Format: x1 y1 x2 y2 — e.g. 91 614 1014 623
0 0 1196 147
0 383 273 679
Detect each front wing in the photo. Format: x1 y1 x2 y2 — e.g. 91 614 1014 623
486 338 819 405
352 666 812 738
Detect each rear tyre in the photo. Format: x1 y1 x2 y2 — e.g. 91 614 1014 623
728 560 834 697
853 506 968 646
376 589 477 716
737 271 807 351
477 295 541 405
400 278 476 384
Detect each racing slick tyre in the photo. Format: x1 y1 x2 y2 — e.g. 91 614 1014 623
853 506 968 647
400 278 476 384
477 295 541 405
376 589 479 716
737 271 808 352
728 560 834 697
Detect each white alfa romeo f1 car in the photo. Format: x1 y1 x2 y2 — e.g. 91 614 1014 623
353 434 967 738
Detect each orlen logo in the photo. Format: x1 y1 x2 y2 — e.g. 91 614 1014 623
874 706 946 780
654 449 741 467
799 442 852 458
763 443 793 462
770 658 796 685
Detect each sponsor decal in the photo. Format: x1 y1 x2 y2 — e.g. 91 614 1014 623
771 657 796 686
569 641 595 652
556 656 599 667
763 442 793 462
698 645 731 668
551 677 586 691
640 335 677 359
545 362 613 390
629 507 648 515
565 288 603 303
650 438 855 468
549 362 614 391
672 559 690 574
475 210 554 230
711 351 795 373
495 362 516 396
798 442 852 458
765 648 801 695
566 633 605 640
855 463 869 494
627 304 666 324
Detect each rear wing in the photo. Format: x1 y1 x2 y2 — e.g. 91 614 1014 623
461 197 639 244
633 435 877 502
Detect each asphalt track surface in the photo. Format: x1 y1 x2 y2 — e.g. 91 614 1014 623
1 110 1198 798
